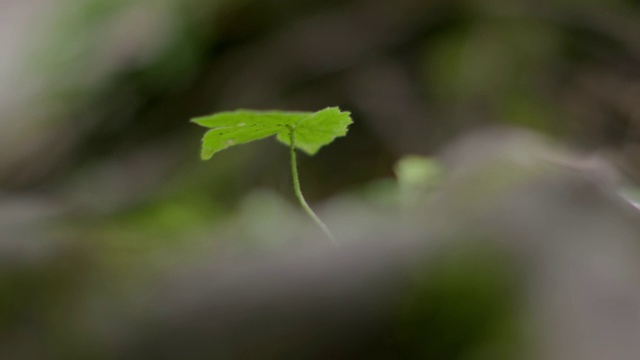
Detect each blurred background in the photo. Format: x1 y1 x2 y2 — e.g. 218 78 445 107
2 0 640 357
2 0 640 250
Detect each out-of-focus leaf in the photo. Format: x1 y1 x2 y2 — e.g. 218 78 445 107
395 155 444 189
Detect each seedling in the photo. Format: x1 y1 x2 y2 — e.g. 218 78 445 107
192 107 353 244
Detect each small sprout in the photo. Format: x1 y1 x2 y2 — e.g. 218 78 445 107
192 107 353 244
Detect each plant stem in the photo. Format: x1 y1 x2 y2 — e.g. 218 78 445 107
289 127 337 245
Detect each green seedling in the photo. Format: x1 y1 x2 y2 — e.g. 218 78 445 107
192 107 353 244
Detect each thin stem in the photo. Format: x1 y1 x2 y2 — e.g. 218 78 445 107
288 126 338 245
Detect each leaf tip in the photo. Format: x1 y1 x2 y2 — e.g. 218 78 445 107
191 116 208 127
200 147 214 160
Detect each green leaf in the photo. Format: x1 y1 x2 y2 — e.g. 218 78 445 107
192 107 352 159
